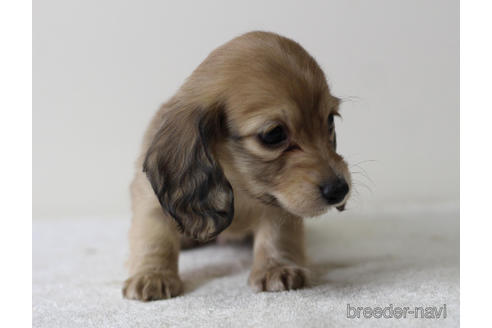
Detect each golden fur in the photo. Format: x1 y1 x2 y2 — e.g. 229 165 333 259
123 31 351 301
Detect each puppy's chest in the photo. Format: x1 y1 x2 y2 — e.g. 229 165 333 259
219 202 262 238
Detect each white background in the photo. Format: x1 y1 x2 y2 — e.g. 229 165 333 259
33 0 459 219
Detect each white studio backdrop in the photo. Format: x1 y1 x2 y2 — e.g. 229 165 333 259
33 0 459 219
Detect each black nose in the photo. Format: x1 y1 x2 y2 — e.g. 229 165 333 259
320 179 349 205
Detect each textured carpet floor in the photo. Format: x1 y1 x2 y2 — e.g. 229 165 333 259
33 206 459 327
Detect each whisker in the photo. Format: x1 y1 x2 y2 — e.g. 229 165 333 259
351 181 373 194
350 159 377 167
339 96 362 103
350 168 374 185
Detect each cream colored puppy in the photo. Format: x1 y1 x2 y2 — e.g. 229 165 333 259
123 31 351 301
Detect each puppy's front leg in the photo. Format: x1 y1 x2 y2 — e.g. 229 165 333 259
248 212 308 292
123 209 182 301
123 176 183 301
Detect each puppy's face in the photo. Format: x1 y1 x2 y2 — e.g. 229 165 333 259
226 79 350 218
144 32 351 241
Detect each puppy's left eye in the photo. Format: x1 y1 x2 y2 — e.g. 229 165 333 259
328 114 334 129
259 125 287 146
328 114 337 150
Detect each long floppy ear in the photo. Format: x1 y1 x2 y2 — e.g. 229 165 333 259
143 105 234 241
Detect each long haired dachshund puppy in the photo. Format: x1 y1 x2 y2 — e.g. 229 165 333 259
123 31 351 301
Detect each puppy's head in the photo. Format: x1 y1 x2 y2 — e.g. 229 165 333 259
144 32 351 241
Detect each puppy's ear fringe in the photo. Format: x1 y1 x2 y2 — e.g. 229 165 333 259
143 105 234 241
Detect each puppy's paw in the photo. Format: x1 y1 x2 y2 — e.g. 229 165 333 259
123 271 182 301
248 264 308 292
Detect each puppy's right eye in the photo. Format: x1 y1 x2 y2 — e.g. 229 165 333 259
259 125 287 147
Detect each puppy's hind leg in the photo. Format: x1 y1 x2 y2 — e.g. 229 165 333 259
123 173 183 301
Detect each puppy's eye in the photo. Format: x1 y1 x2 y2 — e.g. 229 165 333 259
328 114 336 135
259 125 287 146
328 114 337 150
328 114 334 127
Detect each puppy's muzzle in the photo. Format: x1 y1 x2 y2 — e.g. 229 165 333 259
320 178 349 209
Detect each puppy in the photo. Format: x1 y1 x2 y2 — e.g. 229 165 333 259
123 31 351 301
